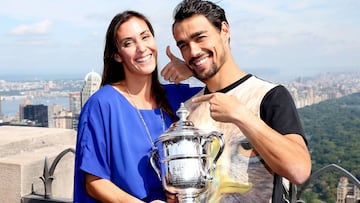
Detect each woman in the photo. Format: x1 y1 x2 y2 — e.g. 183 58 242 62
74 11 200 202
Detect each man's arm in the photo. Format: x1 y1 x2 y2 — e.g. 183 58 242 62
192 93 311 184
160 46 193 84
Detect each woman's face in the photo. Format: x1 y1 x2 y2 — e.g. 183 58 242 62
115 17 157 77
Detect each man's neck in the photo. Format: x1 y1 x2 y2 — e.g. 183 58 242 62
204 60 247 93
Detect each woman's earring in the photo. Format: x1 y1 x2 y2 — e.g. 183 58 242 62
114 54 122 63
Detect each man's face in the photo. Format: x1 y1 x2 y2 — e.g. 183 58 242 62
173 15 228 81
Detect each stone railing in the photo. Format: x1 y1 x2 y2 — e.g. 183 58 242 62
0 126 76 203
21 148 75 203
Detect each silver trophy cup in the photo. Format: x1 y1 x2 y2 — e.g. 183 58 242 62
150 103 225 203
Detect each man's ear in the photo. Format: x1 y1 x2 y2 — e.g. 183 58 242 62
221 21 230 44
114 53 122 63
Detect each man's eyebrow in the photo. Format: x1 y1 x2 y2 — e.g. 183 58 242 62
191 30 206 38
176 30 206 47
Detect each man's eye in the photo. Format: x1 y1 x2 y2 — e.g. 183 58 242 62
143 35 150 40
178 43 187 50
197 35 206 40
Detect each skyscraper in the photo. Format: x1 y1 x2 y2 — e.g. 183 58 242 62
19 99 31 121
337 176 360 202
69 92 81 130
69 92 81 115
23 104 48 127
80 71 101 108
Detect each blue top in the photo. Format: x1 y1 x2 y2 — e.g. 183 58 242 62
73 84 201 203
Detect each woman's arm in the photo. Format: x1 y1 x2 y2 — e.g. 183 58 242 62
85 173 144 203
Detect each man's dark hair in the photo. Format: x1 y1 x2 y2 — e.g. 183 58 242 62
172 0 228 32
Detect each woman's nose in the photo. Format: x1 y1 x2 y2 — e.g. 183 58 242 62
136 41 147 53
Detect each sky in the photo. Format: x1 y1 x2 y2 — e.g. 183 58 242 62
1 0 359 82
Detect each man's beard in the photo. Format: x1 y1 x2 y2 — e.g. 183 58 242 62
192 49 226 81
193 62 218 81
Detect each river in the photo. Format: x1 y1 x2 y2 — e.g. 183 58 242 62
1 97 70 118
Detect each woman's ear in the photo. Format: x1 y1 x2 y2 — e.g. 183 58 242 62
114 53 122 63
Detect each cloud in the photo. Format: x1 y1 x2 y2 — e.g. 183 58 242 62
14 39 51 46
0 0 359 78
9 20 52 35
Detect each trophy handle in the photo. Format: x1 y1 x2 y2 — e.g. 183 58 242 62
208 131 225 172
150 150 161 181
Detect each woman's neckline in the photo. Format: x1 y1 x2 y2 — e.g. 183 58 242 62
110 84 158 110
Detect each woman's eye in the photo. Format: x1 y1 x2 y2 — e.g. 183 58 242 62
123 41 134 47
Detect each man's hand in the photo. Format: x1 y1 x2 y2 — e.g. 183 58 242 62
160 46 193 84
192 93 249 123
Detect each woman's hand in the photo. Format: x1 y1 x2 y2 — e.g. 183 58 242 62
165 192 178 203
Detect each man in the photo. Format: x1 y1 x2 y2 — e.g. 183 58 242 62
165 0 311 202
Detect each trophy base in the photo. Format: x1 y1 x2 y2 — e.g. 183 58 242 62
177 194 201 203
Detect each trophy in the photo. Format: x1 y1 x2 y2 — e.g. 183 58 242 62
150 103 225 203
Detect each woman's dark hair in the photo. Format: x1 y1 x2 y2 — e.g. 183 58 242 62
172 0 228 32
101 10 176 120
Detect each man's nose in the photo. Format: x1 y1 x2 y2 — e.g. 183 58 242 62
189 42 201 57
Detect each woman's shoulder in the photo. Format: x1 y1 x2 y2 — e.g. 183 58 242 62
83 85 123 107
163 83 203 93
163 83 203 107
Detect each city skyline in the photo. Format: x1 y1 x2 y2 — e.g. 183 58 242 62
1 0 359 82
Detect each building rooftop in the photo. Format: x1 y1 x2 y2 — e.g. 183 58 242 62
0 125 76 202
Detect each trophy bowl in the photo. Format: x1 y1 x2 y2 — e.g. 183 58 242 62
150 103 225 203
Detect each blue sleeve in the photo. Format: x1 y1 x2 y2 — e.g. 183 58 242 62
164 83 202 112
76 97 111 180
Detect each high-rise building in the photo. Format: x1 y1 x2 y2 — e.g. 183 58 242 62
80 71 101 108
69 92 81 130
49 104 73 129
19 99 31 121
337 177 349 203
48 104 62 128
337 176 360 203
69 92 81 114
23 104 48 127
